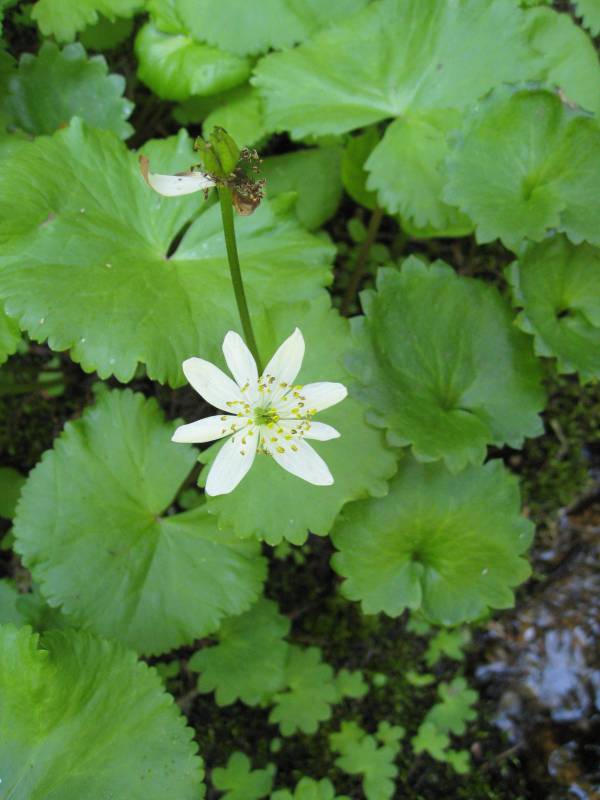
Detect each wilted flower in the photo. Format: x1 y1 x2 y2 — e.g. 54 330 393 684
173 329 347 496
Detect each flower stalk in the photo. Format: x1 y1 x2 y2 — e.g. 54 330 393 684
217 185 263 372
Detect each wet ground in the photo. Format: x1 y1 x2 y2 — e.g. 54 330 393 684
476 478 600 799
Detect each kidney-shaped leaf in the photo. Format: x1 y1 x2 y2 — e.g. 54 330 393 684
0 625 204 799
13 390 266 655
508 235 600 382
3 41 133 138
347 259 545 473
444 86 600 249
253 0 534 230
202 296 397 545
135 22 250 101
331 457 534 625
0 121 332 385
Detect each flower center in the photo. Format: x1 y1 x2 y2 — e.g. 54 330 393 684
253 406 280 426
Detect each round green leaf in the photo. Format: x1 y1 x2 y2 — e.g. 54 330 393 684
0 121 332 385
366 110 471 230
525 7 600 118
174 0 369 57
0 625 204 798
272 777 349 800
31 0 143 42
262 147 343 230
202 296 397 545
331 457 534 624
347 259 545 473
135 23 250 101
507 235 600 382
13 389 266 655
444 86 600 249
4 41 133 138
253 0 534 228
189 599 290 706
254 0 535 138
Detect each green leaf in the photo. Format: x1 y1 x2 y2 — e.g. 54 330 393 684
173 0 370 57
189 599 290 706
411 722 450 761
254 0 535 138
200 84 267 148
212 752 275 800
330 722 399 800
0 301 20 366
341 128 380 210
0 625 204 798
262 147 343 230
425 628 470 667
271 777 350 800
525 7 600 118
13 390 266 655
0 121 332 385
331 457 534 625
269 646 338 735
347 260 544 472
444 86 600 249
135 23 250 101
31 0 143 42
376 721 405 748
0 465 25 518
3 42 133 138
574 0 600 35
79 14 134 50
507 236 600 382
425 677 477 736
16 585 72 632
334 668 369 701
366 110 471 230
0 581 24 626
203 296 397 546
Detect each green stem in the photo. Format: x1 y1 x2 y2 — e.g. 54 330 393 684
217 186 263 371
341 206 384 316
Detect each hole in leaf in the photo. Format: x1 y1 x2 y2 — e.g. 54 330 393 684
556 307 574 320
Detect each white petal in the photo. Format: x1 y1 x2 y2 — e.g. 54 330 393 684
139 155 215 197
262 328 305 386
271 438 333 486
182 357 243 411
300 382 348 412
303 421 341 441
205 431 258 496
172 415 247 443
222 331 258 389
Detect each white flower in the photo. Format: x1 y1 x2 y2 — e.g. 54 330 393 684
172 329 348 496
139 155 215 197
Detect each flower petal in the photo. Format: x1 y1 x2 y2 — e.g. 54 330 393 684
222 331 258 390
182 357 243 411
300 382 348 412
172 415 247 443
271 438 333 486
303 421 341 441
205 431 258 496
262 327 305 386
139 155 215 197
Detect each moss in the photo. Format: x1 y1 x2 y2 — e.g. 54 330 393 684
511 367 600 522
